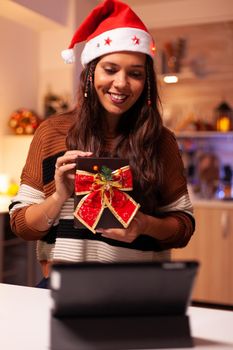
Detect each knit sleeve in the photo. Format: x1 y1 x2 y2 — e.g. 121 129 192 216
9 114 73 240
9 122 50 240
21 122 45 190
157 128 188 206
155 128 195 248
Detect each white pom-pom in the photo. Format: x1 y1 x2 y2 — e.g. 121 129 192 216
61 49 75 64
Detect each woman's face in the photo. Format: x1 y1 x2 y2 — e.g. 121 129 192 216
94 52 146 119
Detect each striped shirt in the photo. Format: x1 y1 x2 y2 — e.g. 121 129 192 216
9 113 194 276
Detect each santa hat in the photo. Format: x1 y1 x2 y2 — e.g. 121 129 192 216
61 0 155 66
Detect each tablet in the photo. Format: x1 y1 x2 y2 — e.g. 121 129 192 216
50 260 199 318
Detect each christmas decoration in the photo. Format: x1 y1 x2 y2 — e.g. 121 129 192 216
44 90 70 118
8 108 41 135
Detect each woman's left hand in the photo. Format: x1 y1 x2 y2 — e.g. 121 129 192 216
96 211 147 243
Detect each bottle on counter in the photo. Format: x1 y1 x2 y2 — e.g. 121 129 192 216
197 152 220 199
222 164 232 199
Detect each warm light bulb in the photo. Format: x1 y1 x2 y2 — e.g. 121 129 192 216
217 116 231 132
163 75 179 84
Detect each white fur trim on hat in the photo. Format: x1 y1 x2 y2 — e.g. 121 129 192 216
61 49 75 64
81 27 154 66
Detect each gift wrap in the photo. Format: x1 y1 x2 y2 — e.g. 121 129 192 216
74 157 140 233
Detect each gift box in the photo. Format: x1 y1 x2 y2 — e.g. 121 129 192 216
74 157 140 233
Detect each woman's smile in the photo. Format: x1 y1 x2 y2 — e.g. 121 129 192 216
108 91 129 104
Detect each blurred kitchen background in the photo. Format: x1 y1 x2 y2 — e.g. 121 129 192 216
0 0 233 306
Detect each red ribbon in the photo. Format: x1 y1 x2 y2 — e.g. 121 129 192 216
74 165 140 233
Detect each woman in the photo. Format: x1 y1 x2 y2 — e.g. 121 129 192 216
9 0 194 285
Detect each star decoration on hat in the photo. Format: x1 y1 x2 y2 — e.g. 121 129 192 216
132 35 140 45
104 37 112 46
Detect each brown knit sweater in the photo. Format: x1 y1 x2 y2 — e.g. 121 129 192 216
9 113 195 273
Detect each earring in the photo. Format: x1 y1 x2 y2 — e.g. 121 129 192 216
147 66 151 106
84 64 94 98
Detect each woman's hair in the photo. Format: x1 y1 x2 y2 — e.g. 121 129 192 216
66 55 163 194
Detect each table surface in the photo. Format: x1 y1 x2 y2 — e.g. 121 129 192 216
0 283 233 350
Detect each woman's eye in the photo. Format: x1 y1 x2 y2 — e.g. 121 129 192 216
104 67 116 74
129 71 144 79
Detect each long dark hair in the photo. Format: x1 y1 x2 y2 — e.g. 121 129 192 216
66 55 163 194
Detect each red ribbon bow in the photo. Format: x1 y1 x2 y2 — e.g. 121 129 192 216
74 165 140 233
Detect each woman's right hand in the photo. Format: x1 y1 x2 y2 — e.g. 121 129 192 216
54 150 93 204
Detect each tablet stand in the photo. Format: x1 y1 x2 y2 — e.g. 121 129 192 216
51 314 193 349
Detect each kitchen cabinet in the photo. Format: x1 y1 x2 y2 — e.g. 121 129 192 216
172 201 233 305
173 131 233 306
0 196 40 286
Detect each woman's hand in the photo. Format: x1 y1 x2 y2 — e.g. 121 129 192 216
24 150 92 234
54 150 92 203
96 211 147 243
